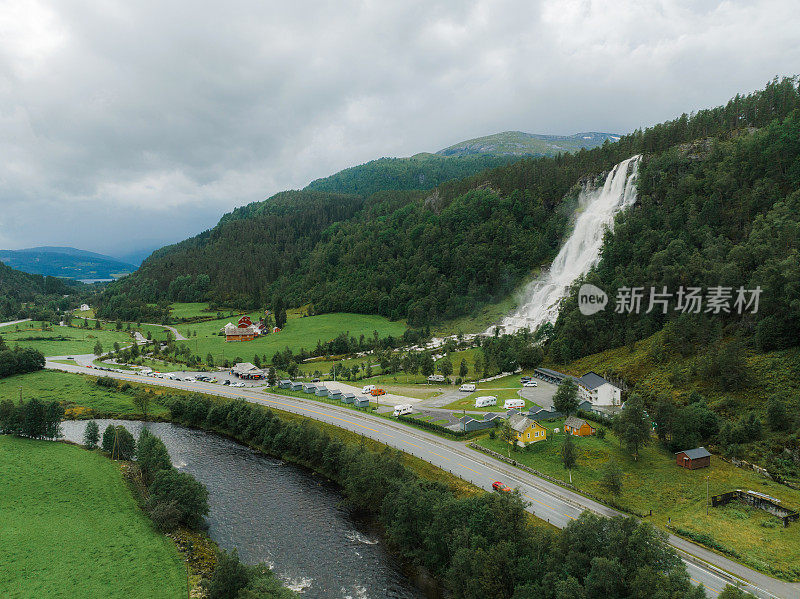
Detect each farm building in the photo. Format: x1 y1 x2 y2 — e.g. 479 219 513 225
328 389 343 400
507 414 547 447
278 380 292 389
353 397 370 408
564 416 595 437
223 315 260 342
533 368 622 407
290 381 303 391
341 392 355 404
676 447 711 470
315 386 329 397
303 383 318 393
230 362 263 379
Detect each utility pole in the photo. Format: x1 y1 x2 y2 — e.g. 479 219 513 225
706 475 710 515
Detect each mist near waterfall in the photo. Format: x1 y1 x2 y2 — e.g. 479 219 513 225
495 155 641 334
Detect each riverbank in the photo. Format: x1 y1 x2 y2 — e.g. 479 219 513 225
0 435 187 598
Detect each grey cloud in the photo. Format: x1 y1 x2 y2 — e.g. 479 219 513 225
1 0 799 256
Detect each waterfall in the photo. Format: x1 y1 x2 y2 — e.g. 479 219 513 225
494 155 641 334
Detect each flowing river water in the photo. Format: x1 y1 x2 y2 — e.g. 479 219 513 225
60 420 428 599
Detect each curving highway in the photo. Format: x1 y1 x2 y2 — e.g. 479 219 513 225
46 360 798 599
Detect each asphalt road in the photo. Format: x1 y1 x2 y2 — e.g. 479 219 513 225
46 360 798 599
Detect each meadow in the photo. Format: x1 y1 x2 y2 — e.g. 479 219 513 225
175 312 407 364
0 322 133 357
477 420 800 580
0 370 170 419
0 436 187 598
169 302 220 320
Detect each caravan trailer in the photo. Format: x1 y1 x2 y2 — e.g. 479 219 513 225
474 396 497 408
503 398 525 410
393 404 413 417
459 383 476 392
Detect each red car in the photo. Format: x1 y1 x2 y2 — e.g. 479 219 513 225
492 481 511 493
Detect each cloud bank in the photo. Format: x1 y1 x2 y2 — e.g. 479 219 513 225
1 0 798 256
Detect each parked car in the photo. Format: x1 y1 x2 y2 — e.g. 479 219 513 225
232 382 245 388
184 377 196 382
520 376 532 382
370 388 386 397
362 384 376 395
522 381 538 387
221 380 231 385
492 481 511 493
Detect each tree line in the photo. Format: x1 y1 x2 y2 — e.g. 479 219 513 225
163 392 742 598
0 335 45 378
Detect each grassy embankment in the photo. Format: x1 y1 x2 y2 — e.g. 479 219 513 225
0 436 187 598
65 317 171 343
0 370 170 419
0 321 133 357
174 312 407 365
476 418 800 580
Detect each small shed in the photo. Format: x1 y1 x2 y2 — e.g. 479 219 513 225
328 389 343 400
290 381 304 391
676 447 711 470
341 392 355 404
315 386 329 397
278 380 292 389
303 383 318 394
564 416 596 436
353 396 370 408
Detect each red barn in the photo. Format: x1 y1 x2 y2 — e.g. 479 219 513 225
676 447 711 470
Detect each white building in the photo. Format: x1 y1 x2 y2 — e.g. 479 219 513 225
533 368 622 407
79 304 90 311
575 372 622 407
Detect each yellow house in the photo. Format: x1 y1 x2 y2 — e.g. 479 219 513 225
508 414 547 447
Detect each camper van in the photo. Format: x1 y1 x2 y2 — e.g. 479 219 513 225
503 398 525 410
474 396 497 408
393 404 413 417
362 384 376 395
459 383 476 392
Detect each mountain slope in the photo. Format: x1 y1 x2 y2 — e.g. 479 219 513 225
99 78 800 336
0 261 72 320
436 131 619 157
0 247 136 280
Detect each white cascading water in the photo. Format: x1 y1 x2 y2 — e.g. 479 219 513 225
494 155 641 334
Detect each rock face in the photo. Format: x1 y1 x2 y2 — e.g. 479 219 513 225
437 131 621 157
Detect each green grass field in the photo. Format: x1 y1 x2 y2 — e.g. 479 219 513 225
477 421 800 580
0 370 170 419
169 302 219 320
175 312 407 365
66 317 170 343
0 436 187 598
0 322 133 357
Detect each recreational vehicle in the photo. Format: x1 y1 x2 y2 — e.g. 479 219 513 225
474 396 497 408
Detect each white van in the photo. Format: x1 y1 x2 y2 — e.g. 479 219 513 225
474 396 497 408
459 383 476 392
503 398 525 410
393 404 413 417
362 384 376 395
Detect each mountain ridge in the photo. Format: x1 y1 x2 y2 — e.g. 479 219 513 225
0 247 136 280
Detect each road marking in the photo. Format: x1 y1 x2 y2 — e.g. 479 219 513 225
563 513 576 520
428 450 450 461
459 463 481 475
690 578 717 593
404 440 422 449
524 494 554 511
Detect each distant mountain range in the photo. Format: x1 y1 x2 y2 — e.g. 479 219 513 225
436 131 620 157
0 246 136 280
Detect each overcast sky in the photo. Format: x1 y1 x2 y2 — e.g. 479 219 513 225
1 0 799 260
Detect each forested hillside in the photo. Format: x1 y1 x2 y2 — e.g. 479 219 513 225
0 262 73 321
98 78 800 334
305 153 515 197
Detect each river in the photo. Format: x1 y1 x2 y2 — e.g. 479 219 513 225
60 420 428 599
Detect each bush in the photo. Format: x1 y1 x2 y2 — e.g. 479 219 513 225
148 469 209 529
101 424 136 460
147 499 182 533
96 376 117 388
